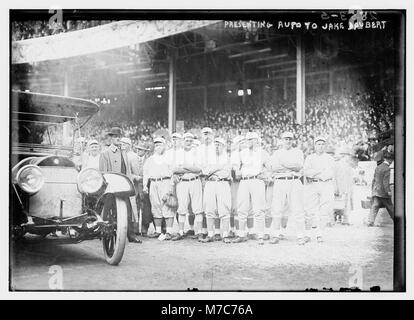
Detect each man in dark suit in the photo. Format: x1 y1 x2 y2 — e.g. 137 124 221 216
367 151 394 226
99 127 141 243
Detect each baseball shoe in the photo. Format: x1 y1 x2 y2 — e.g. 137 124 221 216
247 233 257 240
200 236 214 243
298 237 311 246
367 222 375 227
263 234 271 241
232 236 248 243
222 237 232 244
147 232 161 238
228 230 236 238
184 230 195 237
164 233 172 241
257 238 264 245
278 234 286 240
269 237 279 244
213 234 222 241
128 236 142 243
316 236 324 243
197 233 205 242
171 233 184 241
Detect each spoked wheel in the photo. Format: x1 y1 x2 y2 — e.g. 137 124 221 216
101 195 128 265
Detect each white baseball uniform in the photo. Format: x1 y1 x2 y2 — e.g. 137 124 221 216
304 152 335 237
202 150 232 219
142 153 174 219
236 147 269 237
176 147 203 216
270 147 305 238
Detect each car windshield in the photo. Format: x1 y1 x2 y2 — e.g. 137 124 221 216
12 120 75 147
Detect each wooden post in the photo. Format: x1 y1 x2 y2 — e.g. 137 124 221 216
168 49 177 133
296 35 305 124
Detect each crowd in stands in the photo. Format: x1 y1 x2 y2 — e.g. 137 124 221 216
81 90 395 161
11 20 114 41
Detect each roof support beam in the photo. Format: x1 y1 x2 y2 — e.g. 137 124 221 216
12 20 220 64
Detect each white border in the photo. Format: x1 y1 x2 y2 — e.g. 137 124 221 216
1 0 412 300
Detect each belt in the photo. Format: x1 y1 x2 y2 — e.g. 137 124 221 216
180 177 199 182
207 178 231 182
275 176 300 180
307 178 332 183
241 175 259 180
150 177 170 182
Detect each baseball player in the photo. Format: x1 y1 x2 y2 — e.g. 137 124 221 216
200 137 233 243
270 131 307 245
172 132 204 241
165 132 184 230
142 137 175 240
233 132 269 245
197 127 218 239
262 145 274 241
303 136 335 243
333 146 354 225
230 135 246 238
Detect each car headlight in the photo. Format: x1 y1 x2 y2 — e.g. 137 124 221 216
16 165 44 194
77 168 104 194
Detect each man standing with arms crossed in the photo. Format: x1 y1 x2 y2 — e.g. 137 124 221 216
270 131 307 245
233 132 269 245
303 136 335 243
197 127 218 239
230 135 246 238
172 132 204 241
200 137 233 243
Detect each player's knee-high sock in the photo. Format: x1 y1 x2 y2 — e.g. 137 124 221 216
221 216 230 238
214 217 221 235
202 213 208 234
154 218 162 234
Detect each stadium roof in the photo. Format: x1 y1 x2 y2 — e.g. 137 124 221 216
11 12 396 99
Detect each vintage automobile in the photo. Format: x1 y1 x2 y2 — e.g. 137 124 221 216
10 90 135 265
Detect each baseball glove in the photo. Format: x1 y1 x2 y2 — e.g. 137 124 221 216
162 190 179 210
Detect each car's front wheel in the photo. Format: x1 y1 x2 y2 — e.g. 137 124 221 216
101 195 128 265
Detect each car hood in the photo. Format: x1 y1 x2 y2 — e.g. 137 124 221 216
12 155 77 182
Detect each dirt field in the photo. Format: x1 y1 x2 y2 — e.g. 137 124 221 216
10 208 394 292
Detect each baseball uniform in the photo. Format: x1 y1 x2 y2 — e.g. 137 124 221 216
304 152 335 239
270 147 306 239
176 147 203 217
142 153 174 219
203 148 232 220
236 147 269 239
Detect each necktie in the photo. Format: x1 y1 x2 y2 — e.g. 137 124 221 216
120 151 127 174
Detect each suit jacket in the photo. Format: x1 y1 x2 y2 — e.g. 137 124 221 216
127 151 143 193
371 161 391 198
99 144 132 178
333 159 354 194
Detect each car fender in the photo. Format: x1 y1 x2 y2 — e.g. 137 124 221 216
102 173 136 198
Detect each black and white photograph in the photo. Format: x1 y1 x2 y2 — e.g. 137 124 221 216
6 5 406 294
